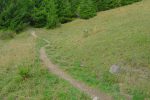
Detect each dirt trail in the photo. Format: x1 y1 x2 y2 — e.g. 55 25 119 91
31 32 113 100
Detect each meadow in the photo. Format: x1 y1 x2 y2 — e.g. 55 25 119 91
0 31 89 100
36 0 150 99
0 0 150 100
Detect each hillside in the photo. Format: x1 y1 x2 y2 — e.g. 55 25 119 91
0 0 141 32
0 0 150 100
36 0 150 99
0 32 90 99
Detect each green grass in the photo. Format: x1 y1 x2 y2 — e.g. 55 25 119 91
36 0 150 99
0 31 90 100
1 0 150 99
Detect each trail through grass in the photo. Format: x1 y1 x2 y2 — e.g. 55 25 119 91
36 0 150 99
31 31 112 100
0 31 90 100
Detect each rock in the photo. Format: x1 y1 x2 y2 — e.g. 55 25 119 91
93 97 98 100
109 65 120 74
80 63 84 67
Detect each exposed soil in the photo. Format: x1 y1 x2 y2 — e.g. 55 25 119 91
31 32 113 100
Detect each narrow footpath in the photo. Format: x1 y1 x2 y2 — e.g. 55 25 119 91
31 31 113 100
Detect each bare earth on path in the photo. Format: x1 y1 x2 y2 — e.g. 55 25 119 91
31 32 113 100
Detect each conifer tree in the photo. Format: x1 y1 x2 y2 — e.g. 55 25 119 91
30 0 47 27
70 0 80 17
44 0 59 28
91 0 98 11
0 0 31 32
56 0 72 23
0 0 142 32
9 0 32 32
78 0 96 19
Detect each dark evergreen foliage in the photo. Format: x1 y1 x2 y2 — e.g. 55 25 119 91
45 0 59 28
70 0 80 17
56 0 72 23
0 0 32 32
78 0 96 19
30 0 47 27
0 0 142 32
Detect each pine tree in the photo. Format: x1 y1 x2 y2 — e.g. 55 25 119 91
0 0 141 32
78 0 96 19
9 0 32 32
0 0 10 13
44 0 59 28
56 0 72 23
91 0 98 11
30 0 47 27
70 0 80 17
0 0 31 32
0 2 12 29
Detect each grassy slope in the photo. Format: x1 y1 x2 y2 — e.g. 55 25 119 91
0 31 90 100
36 0 150 99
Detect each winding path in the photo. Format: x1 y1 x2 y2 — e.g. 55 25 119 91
31 31 113 100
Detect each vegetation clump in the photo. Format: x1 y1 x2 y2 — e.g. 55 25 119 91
18 66 31 80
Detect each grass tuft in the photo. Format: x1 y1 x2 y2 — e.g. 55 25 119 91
18 65 31 80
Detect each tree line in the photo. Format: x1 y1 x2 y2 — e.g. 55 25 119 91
0 0 141 32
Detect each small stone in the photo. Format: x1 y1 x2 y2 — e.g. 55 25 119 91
80 64 84 67
93 97 98 100
109 65 120 74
